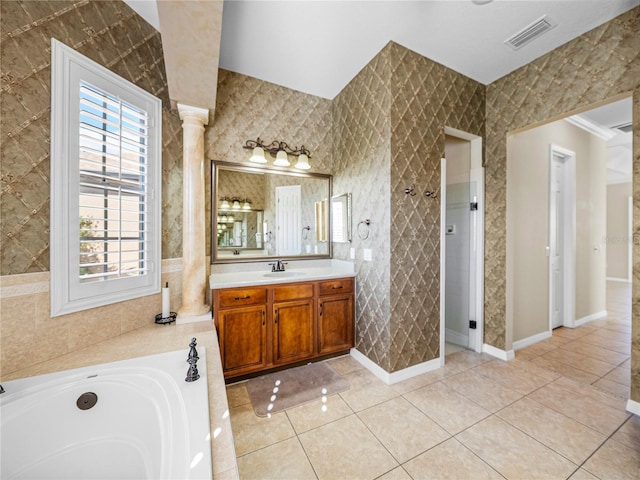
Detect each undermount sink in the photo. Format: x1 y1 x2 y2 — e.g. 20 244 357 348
263 271 306 278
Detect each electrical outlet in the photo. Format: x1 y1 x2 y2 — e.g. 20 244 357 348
363 249 372 261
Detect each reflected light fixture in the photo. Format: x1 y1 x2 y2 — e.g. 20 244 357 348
243 138 312 170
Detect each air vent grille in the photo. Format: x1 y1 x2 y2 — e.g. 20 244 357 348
505 15 557 50
612 123 633 133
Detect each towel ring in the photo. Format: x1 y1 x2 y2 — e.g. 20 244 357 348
357 219 371 240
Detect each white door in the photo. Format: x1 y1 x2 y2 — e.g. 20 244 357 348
549 153 565 329
548 145 576 330
275 185 301 255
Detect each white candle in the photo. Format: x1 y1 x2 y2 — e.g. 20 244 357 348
162 282 170 318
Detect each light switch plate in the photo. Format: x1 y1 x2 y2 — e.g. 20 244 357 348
363 249 372 261
350 247 355 259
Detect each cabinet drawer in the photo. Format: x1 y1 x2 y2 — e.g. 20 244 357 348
273 282 314 302
318 278 353 296
218 287 267 308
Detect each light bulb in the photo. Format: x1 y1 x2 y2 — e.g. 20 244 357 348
274 150 290 166
249 146 267 164
295 153 311 170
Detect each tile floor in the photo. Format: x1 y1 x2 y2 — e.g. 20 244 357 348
226 282 639 479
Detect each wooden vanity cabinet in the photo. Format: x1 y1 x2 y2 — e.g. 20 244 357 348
213 277 355 379
272 283 315 365
214 287 268 377
317 278 355 355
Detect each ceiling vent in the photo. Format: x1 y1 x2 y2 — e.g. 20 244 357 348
505 15 557 50
612 122 633 134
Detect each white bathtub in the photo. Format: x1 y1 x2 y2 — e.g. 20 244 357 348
0 348 212 480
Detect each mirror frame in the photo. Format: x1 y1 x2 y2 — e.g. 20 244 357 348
211 160 333 264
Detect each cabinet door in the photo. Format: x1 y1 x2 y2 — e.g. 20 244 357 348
273 299 314 365
219 305 267 375
318 294 354 355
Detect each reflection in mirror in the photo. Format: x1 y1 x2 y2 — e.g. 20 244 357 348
315 199 328 242
212 161 332 262
332 193 352 243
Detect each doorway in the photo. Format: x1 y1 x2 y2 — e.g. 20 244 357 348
548 145 576 330
440 127 484 359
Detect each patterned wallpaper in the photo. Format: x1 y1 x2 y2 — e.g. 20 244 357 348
333 46 393 371
204 69 334 256
332 42 485 373
484 7 640 358
2 1 637 395
484 7 639 400
0 0 184 275
387 43 485 372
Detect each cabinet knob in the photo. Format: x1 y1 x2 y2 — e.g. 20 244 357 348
234 295 251 300
331 285 343 289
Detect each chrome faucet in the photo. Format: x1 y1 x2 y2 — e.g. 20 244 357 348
269 260 286 272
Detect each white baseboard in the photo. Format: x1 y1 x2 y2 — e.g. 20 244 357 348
445 328 468 347
574 310 607 327
513 330 552 351
626 399 640 416
606 277 631 283
482 343 515 361
350 348 442 385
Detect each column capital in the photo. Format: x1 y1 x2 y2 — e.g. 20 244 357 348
177 103 209 126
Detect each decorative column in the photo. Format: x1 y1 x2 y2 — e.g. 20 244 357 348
177 103 211 323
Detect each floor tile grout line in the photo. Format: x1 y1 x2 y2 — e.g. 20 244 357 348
449 435 509 480
353 396 453 467
492 400 598 468
290 431 320 480
571 414 634 478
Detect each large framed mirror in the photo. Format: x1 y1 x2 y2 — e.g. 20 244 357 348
212 161 332 263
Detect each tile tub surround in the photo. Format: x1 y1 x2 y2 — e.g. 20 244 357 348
209 259 355 289
1 321 239 480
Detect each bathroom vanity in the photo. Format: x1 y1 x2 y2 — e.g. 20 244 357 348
210 262 355 380
210 160 355 380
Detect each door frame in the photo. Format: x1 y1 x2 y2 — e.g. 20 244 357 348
440 127 485 362
548 144 576 330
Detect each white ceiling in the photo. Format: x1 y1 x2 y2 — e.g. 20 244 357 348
127 1 634 183
575 97 634 185
218 0 639 99
128 0 639 100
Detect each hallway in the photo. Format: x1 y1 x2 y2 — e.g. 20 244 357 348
226 281 638 479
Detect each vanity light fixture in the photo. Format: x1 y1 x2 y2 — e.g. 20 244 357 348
220 198 231 210
242 199 252 210
243 138 312 170
274 150 290 167
295 153 311 170
231 198 241 210
249 146 268 164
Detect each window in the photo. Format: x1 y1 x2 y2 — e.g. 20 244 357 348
50 39 161 317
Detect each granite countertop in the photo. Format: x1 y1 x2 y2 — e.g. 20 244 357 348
3 321 238 480
210 259 356 289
